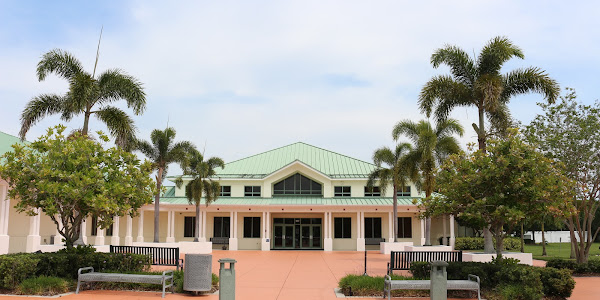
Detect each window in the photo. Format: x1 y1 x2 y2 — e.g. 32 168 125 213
334 217 352 238
365 217 382 239
273 173 322 196
334 186 351 197
397 217 412 238
184 217 196 237
220 186 231 197
213 217 230 238
396 186 411 197
243 217 261 238
244 186 261 197
91 216 113 236
364 186 381 197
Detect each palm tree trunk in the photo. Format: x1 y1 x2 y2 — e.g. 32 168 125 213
541 222 547 256
82 110 91 136
520 222 524 253
476 105 495 254
424 187 432 246
154 169 163 243
392 185 398 243
194 204 200 242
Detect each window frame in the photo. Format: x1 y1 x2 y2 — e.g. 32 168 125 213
184 216 196 238
244 186 261 197
364 217 382 239
213 217 230 238
273 173 322 196
243 217 261 238
396 217 413 239
334 186 351 197
220 186 231 197
364 186 381 197
334 217 352 239
396 185 411 197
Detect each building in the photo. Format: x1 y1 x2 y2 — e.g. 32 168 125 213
0 133 458 254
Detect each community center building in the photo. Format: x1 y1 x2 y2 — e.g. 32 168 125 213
0 132 463 254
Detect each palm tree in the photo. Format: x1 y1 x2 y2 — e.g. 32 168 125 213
393 119 464 245
136 127 196 243
367 143 418 243
419 36 559 251
20 49 146 148
176 151 225 242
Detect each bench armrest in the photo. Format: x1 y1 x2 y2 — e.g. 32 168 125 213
78 267 94 276
468 274 480 284
384 274 391 281
162 270 174 278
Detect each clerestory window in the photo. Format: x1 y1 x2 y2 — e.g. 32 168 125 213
273 173 322 196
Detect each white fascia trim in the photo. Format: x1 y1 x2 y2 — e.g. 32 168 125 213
262 160 330 181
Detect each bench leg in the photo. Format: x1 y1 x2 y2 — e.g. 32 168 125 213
76 279 81 294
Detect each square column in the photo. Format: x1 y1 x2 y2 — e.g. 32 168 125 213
0 185 10 254
442 215 448 246
324 212 333 251
26 209 41 252
125 215 133 246
95 227 105 246
229 211 238 250
420 218 426 246
449 215 455 249
136 211 144 242
110 216 120 245
388 212 394 243
166 211 175 243
81 218 88 244
261 211 270 251
356 212 365 251
201 211 207 242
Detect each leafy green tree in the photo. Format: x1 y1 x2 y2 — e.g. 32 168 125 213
419 36 560 252
176 151 224 242
424 131 575 259
393 119 464 245
20 49 146 148
135 127 196 243
367 143 417 243
0 125 154 248
524 88 600 263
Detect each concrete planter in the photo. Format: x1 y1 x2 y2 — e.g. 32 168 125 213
379 242 413 254
463 252 533 265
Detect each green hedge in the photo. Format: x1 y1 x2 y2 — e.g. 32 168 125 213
454 237 521 251
546 258 600 274
410 259 574 299
16 276 73 295
0 246 151 290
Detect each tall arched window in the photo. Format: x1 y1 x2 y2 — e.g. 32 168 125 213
273 173 322 196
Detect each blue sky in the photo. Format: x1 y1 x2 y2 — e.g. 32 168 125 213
1 0 599 175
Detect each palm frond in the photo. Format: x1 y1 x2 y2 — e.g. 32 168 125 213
135 139 158 161
392 120 420 144
97 69 146 114
500 67 560 104
435 118 465 138
37 49 86 81
477 36 524 75
418 75 472 121
431 45 476 85
372 147 395 167
19 94 66 140
94 106 137 148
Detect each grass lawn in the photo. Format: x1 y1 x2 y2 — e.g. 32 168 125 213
523 242 600 261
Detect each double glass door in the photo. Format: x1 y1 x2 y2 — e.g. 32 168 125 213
273 218 322 249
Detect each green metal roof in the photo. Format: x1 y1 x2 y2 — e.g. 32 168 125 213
159 196 418 206
203 142 377 179
0 131 26 158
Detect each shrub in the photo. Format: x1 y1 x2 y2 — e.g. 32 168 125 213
338 274 412 296
454 237 520 251
409 262 430 279
546 257 600 274
16 276 73 295
0 254 39 289
495 265 543 300
546 258 576 270
538 267 574 298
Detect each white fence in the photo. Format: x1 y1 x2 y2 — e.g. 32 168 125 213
523 231 589 243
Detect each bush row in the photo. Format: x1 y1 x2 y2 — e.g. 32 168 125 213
0 246 151 289
410 259 574 300
546 258 600 274
454 237 521 251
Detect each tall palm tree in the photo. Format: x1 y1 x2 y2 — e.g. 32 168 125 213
136 127 196 243
176 151 225 242
20 49 146 148
367 143 418 243
393 119 464 245
419 36 559 251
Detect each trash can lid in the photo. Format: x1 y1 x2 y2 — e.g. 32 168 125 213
219 258 237 263
431 261 449 267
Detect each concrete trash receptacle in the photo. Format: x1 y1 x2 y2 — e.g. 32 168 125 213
219 258 237 300
430 260 449 300
183 254 212 292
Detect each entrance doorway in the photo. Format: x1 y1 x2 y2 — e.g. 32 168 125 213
273 218 322 249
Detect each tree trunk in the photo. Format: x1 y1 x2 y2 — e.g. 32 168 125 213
154 169 163 243
484 227 494 253
194 203 200 242
82 110 91 136
475 106 494 254
495 235 504 260
520 222 524 253
392 185 398 243
541 222 547 256
424 188 432 246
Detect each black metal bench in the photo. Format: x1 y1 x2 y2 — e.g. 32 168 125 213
210 237 229 244
110 245 183 270
365 238 385 245
387 250 462 274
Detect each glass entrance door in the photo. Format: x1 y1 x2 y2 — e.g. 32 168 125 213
272 218 322 249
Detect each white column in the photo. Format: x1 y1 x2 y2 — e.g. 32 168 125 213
81 218 88 244
388 212 394 243
420 218 426 245
166 211 175 243
324 211 333 251
0 185 10 254
136 211 144 243
26 209 41 252
111 216 120 245
202 210 207 242
323 212 328 239
229 211 238 250
449 215 456 249
261 211 269 251
95 226 105 246
442 215 448 246
356 212 365 251
125 215 133 246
